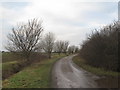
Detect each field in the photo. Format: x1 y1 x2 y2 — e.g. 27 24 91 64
2 52 65 88
2 52 22 63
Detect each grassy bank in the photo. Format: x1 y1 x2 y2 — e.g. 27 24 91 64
2 52 24 80
3 54 65 88
2 52 47 80
72 55 120 88
3 61 18 69
73 55 119 76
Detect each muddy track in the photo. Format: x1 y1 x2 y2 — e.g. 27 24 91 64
51 54 100 88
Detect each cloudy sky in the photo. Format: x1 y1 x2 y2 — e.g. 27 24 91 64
0 0 119 51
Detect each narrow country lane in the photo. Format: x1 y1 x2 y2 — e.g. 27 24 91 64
51 54 100 88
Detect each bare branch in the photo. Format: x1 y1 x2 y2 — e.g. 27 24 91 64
41 32 55 59
5 18 43 60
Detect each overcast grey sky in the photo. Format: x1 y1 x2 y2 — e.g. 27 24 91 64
0 0 119 51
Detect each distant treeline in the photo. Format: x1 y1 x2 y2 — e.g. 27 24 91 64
80 21 119 72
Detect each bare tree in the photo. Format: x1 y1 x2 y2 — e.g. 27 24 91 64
74 46 79 53
41 32 55 59
62 41 69 55
68 46 72 54
54 40 64 55
5 19 43 61
68 45 76 54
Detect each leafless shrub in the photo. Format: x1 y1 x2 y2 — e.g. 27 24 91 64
80 21 119 71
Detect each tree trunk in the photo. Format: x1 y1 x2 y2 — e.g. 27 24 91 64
48 53 51 59
58 52 61 56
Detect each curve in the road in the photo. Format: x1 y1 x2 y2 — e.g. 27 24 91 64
51 54 100 88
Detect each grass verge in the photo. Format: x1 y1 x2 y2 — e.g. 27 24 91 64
3 54 66 88
72 55 120 77
72 55 120 88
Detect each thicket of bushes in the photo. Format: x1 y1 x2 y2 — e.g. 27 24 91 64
80 21 119 72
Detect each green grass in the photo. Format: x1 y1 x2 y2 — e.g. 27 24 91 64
2 52 26 80
2 61 18 70
3 54 66 88
73 55 120 77
2 52 23 77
